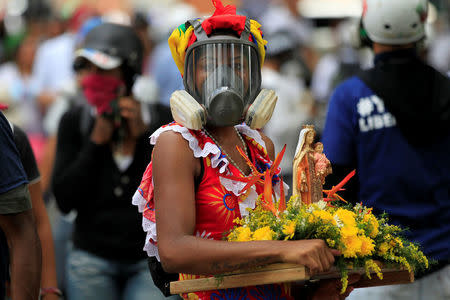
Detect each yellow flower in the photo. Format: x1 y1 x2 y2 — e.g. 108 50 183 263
392 255 412 273
341 235 362 258
365 259 383 280
312 210 335 224
252 226 274 241
340 270 349 294
334 209 357 227
363 213 379 238
378 242 389 256
282 221 296 240
232 227 252 242
422 255 429 269
326 238 336 247
340 225 358 238
233 217 244 225
390 238 403 248
359 236 375 256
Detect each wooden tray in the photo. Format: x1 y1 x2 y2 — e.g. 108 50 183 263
170 262 414 294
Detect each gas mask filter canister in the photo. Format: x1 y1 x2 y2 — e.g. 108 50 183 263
202 63 246 126
170 88 277 131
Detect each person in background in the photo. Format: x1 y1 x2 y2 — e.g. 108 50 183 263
45 16 171 296
262 28 313 189
37 16 103 297
321 0 450 299
52 22 170 300
0 110 41 300
0 35 45 163
0 119 59 300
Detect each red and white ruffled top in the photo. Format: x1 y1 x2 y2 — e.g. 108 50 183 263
132 122 292 299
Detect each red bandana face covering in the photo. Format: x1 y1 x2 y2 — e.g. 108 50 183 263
81 74 125 115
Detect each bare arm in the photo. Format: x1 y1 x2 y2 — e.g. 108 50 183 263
154 131 337 276
29 181 58 300
0 209 41 300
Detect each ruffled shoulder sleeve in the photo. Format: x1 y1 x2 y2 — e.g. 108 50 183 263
132 160 159 258
132 122 234 258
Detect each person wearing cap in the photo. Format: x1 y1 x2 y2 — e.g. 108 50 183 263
36 17 104 297
321 1 450 299
51 23 172 300
133 1 358 299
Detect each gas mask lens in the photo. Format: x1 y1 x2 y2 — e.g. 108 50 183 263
184 41 261 126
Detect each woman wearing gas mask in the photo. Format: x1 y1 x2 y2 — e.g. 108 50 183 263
133 1 356 299
52 23 170 300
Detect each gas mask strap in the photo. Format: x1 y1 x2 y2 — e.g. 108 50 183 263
239 19 251 42
186 19 208 41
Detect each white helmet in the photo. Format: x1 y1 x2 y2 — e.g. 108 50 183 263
362 0 428 45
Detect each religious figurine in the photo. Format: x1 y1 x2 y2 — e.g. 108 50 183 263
292 125 326 205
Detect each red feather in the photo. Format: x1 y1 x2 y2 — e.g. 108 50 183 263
325 170 356 199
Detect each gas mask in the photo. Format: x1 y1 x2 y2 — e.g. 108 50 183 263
170 19 277 130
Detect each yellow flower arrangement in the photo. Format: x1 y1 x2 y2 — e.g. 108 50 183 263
227 196 430 294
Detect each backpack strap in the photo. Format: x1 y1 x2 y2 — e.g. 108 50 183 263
239 18 251 42
186 19 208 41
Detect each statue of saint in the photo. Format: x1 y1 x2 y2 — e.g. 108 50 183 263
292 125 326 205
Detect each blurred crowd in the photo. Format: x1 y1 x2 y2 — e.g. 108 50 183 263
0 0 448 299
1 0 448 184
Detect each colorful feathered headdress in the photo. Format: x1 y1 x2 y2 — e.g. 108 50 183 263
168 0 267 76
